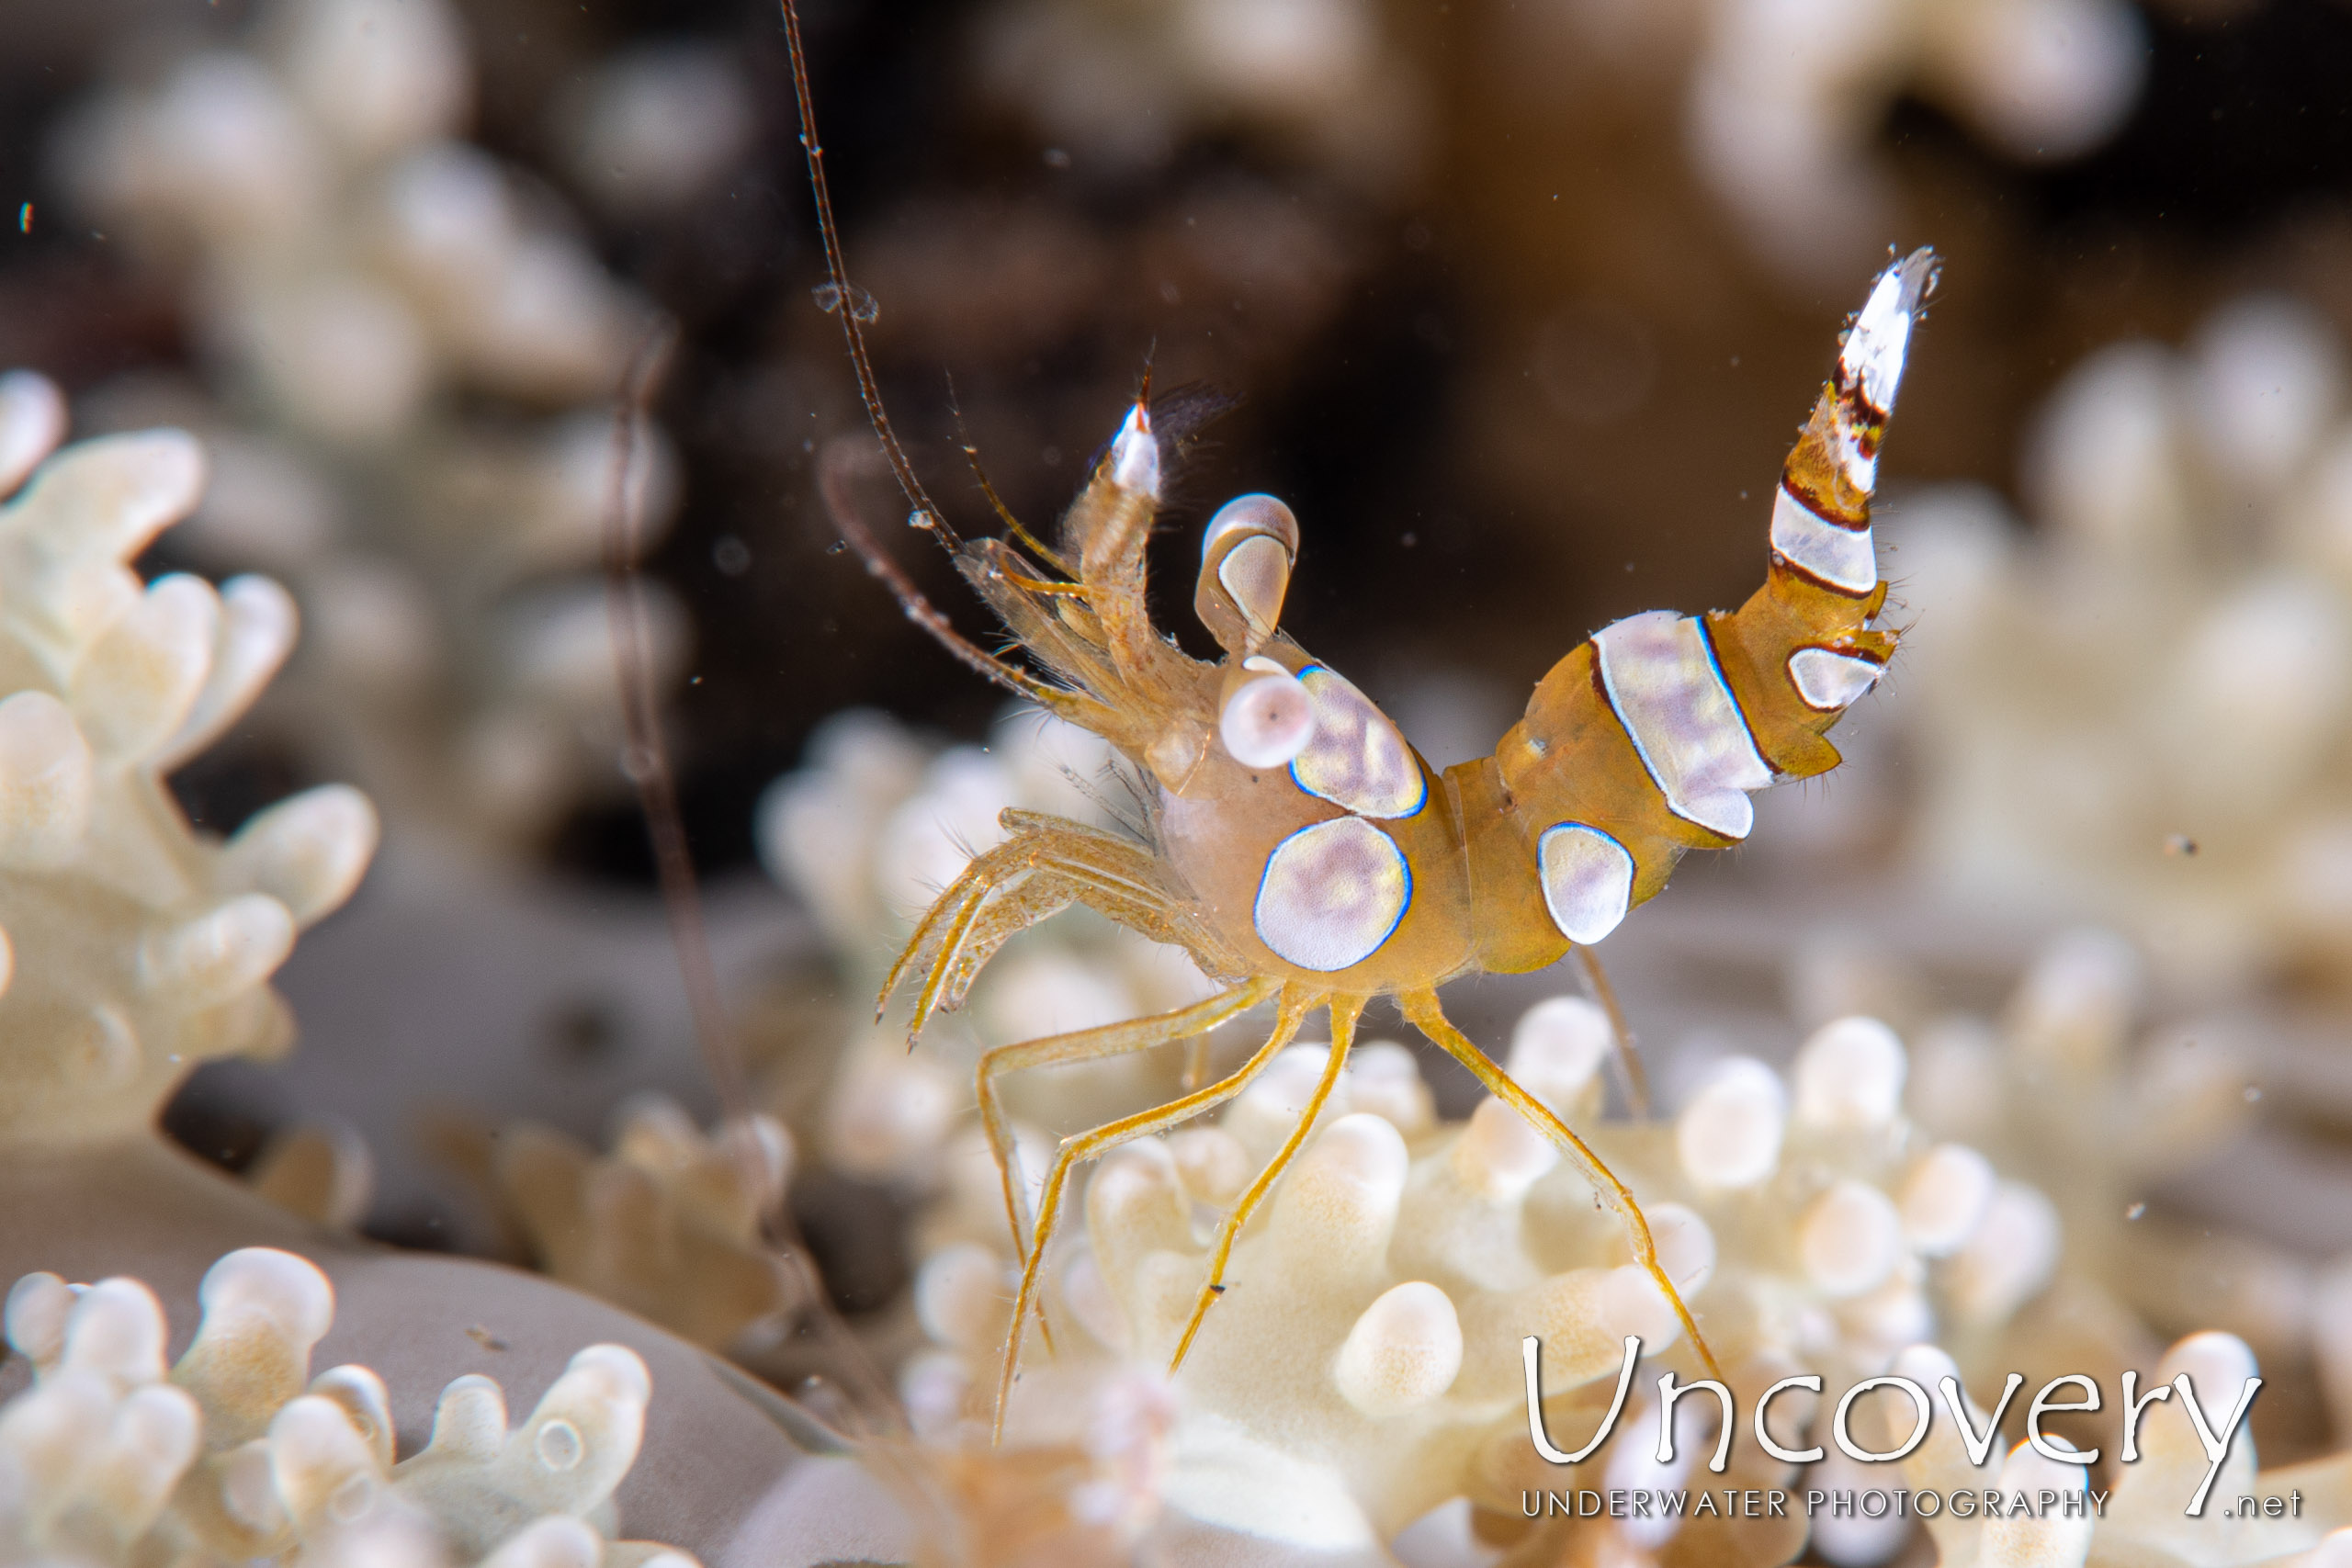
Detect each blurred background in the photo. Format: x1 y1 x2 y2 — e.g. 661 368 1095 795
18 0 2352 876
9 0 2352 1450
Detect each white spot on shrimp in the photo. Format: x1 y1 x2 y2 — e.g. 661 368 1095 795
1288 666 1425 819
1253 817 1410 973
1536 822 1634 945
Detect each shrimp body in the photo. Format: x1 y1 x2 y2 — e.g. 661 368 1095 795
1009 250 1929 1000
829 248 1937 1435
1150 658 1471 989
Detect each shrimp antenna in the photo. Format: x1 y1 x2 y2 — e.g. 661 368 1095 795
785 1 1107 726
601 317 910 1455
780 0 961 556
946 376 1077 577
603 323 747 1120
820 439 1109 724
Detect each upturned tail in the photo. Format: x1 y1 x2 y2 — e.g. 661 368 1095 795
1453 248 1938 971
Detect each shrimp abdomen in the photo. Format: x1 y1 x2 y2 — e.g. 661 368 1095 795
1468 248 1936 959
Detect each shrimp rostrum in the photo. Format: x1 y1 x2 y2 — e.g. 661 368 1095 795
822 248 1936 1431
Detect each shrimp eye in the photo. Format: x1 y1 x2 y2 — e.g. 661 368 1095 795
1195 493 1299 657
1220 667 1315 768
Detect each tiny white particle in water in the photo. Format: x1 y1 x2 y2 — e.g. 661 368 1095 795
2125 1201 2146 1220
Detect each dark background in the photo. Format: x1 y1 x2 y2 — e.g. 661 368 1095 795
4 0 2350 886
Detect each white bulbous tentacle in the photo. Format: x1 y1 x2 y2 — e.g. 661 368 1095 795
0 691 95 868
69 573 220 762
217 784 379 928
0 371 67 496
153 574 298 771
138 894 296 1009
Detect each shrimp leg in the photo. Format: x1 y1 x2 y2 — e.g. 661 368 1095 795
1400 988 1721 1383
1169 995 1364 1371
992 985 1317 1439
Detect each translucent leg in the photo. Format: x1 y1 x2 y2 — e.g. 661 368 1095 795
882 818 1228 1041
939 874 1078 1011
1577 944 1651 1118
975 977 1278 1371
1181 1034 1212 1092
1400 988 1722 1383
880 828 1124 1031
936 863 1192 1021
1170 996 1364 1371
879 852 993 1026
976 977 1282 1269
992 985 1316 1440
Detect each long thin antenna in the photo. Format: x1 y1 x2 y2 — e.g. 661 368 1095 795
600 320 909 1451
602 324 747 1116
820 440 1107 725
768 7 1024 1537
780 0 962 556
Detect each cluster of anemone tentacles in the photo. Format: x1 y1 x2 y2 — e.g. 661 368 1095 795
51 0 683 855
0 370 374 1146
0 384 810 1568
880 995 2040 1558
1896 293 2352 994
1531 0 2146 288
1685 0 2145 285
242 1091 805 1359
1 1247 691 1568
455 1097 800 1356
741 650 2352 1567
845 914 2350 1566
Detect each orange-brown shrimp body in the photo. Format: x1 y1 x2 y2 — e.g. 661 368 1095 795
826 248 1936 1434
978 252 1926 1001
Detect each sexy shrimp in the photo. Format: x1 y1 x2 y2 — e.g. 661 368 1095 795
784 0 1933 1444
